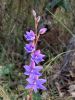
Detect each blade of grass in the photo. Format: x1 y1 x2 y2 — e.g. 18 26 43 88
43 49 75 73
45 8 75 37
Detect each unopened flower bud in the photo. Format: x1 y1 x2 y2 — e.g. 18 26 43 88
32 9 36 17
37 16 41 22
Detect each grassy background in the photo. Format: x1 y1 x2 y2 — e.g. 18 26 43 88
0 0 75 100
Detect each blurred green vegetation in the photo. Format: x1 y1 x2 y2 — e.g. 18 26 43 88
0 0 75 100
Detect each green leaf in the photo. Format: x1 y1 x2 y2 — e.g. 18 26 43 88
60 0 70 12
0 64 14 76
0 96 3 100
46 0 70 12
33 92 41 100
50 0 61 9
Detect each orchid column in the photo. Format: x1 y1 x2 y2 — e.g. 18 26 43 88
24 10 47 100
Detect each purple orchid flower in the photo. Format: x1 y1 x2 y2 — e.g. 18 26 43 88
25 75 46 92
24 30 35 41
24 42 35 53
23 61 43 76
24 10 47 94
31 50 45 64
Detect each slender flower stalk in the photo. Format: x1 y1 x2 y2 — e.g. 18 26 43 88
24 10 47 100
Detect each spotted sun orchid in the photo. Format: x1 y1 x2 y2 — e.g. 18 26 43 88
24 10 47 100
31 50 45 64
24 42 35 53
25 76 46 93
24 30 35 41
23 61 43 76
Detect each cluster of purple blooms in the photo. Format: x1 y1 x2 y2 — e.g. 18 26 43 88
23 11 47 93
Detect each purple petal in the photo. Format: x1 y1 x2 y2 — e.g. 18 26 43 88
35 66 43 71
34 71 42 76
29 74 40 79
30 60 35 69
39 28 47 34
26 31 30 35
38 79 46 84
25 42 35 53
26 78 34 83
40 54 45 57
38 84 46 90
34 57 44 64
25 84 33 89
24 72 30 75
34 50 40 55
23 65 30 71
30 30 34 35
24 30 35 41
33 85 38 93
31 50 45 64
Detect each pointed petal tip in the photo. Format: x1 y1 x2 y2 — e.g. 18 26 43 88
32 9 36 17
